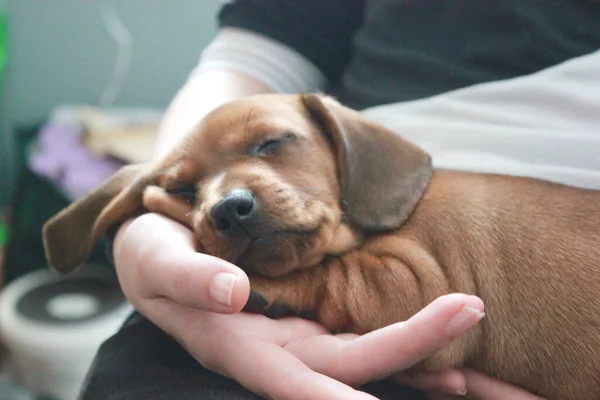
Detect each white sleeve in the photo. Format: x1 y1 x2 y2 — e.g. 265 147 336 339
189 27 327 94
362 50 600 190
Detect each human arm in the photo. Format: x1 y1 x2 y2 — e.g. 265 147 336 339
152 68 272 159
155 0 366 156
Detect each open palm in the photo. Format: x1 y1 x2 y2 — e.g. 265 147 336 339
113 213 544 400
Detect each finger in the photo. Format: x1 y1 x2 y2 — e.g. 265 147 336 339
113 213 250 313
394 369 467 396
143 185 194 228
461 368 546 400
218 337 380 400
145 298 379 400
269 316 331 342
285 294 484 387
147 297 328 349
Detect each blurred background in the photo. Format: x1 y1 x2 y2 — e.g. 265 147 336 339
0 1 221 399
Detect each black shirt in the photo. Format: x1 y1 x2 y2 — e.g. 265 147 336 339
219 0 600 109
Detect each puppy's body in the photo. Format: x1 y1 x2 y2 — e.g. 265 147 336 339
43 94 600 400
414 171 600 398
251 170 600 399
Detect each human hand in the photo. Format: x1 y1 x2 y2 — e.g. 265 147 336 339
110 210 489 399
427 369 547 400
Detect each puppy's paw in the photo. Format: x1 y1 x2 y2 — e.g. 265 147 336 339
242 291 290 319
243 277 317 321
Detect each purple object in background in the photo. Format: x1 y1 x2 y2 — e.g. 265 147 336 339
28 123 124 201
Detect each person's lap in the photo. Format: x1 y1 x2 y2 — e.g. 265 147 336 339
80 312 427 400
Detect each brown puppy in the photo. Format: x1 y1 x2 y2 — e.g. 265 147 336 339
43 93 600 400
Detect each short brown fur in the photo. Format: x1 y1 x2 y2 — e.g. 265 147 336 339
43 93 600 399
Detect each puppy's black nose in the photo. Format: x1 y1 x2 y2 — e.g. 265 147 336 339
210 189 257 235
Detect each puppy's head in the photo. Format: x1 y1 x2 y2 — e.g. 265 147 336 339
43 94 432 277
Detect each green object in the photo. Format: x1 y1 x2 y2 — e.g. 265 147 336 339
0 10 6 76
1 8 11 209
0 221 8 247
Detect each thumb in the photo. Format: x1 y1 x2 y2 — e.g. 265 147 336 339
114 213 250 313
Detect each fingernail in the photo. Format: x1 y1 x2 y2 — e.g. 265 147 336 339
445 305 485 336
209 272 238 307
455 388 467 396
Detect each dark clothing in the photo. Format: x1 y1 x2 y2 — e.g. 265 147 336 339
80 312 426 400
82 1 600 399
220 0 600 109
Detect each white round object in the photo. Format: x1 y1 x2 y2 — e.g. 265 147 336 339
0 267 133 400
46 293 102 320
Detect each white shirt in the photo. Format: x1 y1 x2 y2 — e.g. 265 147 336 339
195 28 600 190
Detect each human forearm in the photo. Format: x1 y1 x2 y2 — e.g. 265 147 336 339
153 69 272 159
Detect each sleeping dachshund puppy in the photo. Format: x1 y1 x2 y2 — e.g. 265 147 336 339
42 93 600 400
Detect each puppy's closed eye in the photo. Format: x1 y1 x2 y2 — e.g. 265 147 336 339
255 133 297 157
166 183 198 203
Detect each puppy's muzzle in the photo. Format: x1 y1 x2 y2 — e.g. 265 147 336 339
210 188 258 236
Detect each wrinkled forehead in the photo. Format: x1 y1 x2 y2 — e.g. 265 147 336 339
158 95 316 182
196 96 313 148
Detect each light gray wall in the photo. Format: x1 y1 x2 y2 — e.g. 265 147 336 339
0 0 220 205
3 0 220 124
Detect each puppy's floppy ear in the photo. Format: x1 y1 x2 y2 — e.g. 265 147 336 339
43 164 154 274
301 93 432 231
